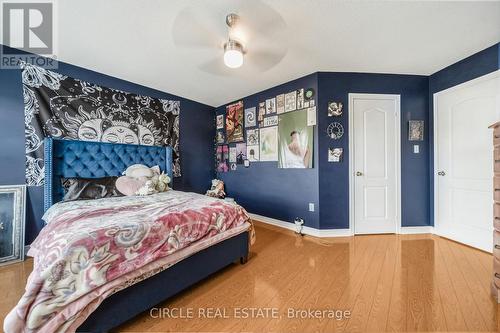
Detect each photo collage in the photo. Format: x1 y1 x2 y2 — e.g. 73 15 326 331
216 87 316 172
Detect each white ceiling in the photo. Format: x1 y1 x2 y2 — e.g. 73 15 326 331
16 1 500 106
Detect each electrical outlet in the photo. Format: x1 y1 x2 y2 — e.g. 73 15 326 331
309 203 315 212
413 145 419 154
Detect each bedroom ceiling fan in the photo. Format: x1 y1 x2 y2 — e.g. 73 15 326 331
172 0 288 75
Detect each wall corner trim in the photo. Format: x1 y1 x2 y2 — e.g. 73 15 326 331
249 213 434 237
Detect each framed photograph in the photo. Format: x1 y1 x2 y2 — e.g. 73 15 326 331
258 102 266 125
236 142 247 164
229 146 237 163
328 101 343 117
247 145 259 161
216 131 225 144
408 120 424 141
244 107 256 127
284 91 297 112
278 109 313 168
328 148 343 162
296 88 304 109
266 97 276 114
216 114 224 129
276 94 285 114
0 185 26 266
226 101 244 143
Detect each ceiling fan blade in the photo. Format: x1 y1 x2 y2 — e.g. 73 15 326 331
198 57 237 77
172 7 225 49
246 49 287 72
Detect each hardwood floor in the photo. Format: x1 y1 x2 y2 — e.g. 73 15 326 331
1 221 499 332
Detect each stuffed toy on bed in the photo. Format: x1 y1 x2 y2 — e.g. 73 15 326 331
116 164 171 196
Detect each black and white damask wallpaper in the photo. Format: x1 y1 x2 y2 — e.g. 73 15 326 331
22 63 181 186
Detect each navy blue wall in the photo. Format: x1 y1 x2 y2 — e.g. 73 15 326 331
428 42 500 225
0 46 215 244
318 73 430 229
215 74 321 228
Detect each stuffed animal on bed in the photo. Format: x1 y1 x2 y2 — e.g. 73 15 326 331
116 164 171 196
205 179 226 198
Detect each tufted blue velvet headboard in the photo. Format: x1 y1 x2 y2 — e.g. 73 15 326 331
43 138 173 212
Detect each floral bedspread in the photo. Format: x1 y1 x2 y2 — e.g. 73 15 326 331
4 191 250 333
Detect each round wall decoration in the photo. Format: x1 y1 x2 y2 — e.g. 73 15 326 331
327 122 344 140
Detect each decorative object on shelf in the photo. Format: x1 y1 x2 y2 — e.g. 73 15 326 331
263 115 279 127
244 159 250 168
0 185 26 266
284 91 297 112
244 107 256 127
328 148 343 162
328 101 343 117
305 88 315 101
216 131 225 144
259 126 279 161
226 101 244 143
236 142 247 164
276 94 285 114
266 97 276 114
296 88 305 109
327 122 344 140
246 129 259 145
278 109 313 168
247 145 259 161
408 120 424 141
216 114 224 129
230 163 237 171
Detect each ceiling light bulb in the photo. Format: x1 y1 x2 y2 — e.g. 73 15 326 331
224 40 243 69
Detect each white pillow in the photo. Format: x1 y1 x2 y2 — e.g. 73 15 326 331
123 164 160 178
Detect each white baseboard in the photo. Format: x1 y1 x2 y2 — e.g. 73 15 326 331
399 226 434 234
248 213 352 238
249 213 434 237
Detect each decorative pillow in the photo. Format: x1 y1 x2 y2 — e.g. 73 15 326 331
123 164 160 178
61 177 122 201
115 176 146 196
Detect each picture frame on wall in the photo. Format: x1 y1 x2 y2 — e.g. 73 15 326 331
408 120 424 141
0 185 26 266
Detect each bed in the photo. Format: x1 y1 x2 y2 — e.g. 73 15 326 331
4 138 251 333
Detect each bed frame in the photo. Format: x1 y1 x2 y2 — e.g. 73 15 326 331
43 138 249 332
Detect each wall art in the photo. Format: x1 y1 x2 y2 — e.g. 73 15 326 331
327 122 344 140
236 142 247 164
230 163 237 171
328 148 343 162
284 91 297 112
244 107 256 127
226 101 244 143
258 102 266 125
229 146 237 163
266 97 276 114
296 88 305 109
263 115 279 127
216 145 229 173
21 63 181 185
408 120 424 141
247 145 260 161
328 101 343 117
0 185 26 266
305 88 315 101
246 129 259 145
216 114 224 129
307 106 317 126
244 159 250 168
259 126 279 161
216 131 225 144
278 109 313 168
276 94 285 114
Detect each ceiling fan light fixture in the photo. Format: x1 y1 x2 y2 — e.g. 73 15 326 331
223 40 243 69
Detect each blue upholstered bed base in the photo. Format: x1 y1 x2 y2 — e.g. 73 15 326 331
44 138 173 211
42 138 249 332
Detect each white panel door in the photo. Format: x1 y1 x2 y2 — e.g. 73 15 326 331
351 94 400 234
435 72 500 252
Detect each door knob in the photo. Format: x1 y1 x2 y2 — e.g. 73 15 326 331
356 171 363 176
437 171 446 176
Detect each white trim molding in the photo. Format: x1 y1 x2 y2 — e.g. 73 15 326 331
249 213 434 238
248 213 353 237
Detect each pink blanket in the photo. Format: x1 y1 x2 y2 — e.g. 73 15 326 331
4 191 250 333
